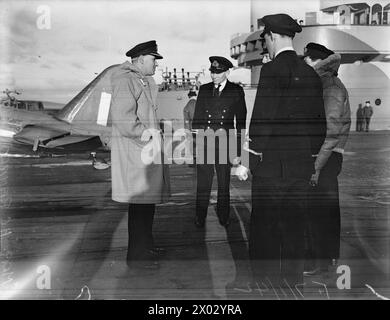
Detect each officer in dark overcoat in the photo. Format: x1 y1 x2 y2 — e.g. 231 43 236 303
192 56 247 228
247 14 327 288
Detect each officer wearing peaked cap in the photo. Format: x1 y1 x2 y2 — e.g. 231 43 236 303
259 13 302 39
110 40 170 270
125 40 163 59
208 56 233 73
248 14 327 290
303 42 335 61
192 56 247 228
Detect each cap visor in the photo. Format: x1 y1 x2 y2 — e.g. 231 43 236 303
150 52 163 59
209 68 225 74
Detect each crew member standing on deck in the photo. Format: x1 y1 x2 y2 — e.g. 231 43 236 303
183 90 197 131
110 40 170 270
192 56 247 228
362 100 373 132
247 14 326 289
356 104 364 132
183 90 197 166
303 42 351 275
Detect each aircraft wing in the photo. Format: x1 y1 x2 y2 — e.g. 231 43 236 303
9 64 121 151
13 125 97 149
44 134 97 148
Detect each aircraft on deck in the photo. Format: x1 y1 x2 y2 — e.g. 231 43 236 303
1 65 121 152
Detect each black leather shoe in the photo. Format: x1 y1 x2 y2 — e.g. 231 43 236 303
194 216 205 228
127 260 160 270
148 247 167 257
303 267 321 276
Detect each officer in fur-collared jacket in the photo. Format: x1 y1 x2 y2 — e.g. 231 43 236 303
303 42 351 275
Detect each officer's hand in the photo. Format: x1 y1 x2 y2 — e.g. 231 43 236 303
310 170 320 187
235 165 249 181
232 157 241 166
243 140 250 151
141 128 162 143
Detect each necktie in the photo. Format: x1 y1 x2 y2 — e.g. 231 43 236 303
214 84 221 97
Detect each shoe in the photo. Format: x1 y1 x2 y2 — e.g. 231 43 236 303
303 267 321 276
148 247 167 257
194 216 205 228
316 259 336 272
225 280 255 292
126 260 160 270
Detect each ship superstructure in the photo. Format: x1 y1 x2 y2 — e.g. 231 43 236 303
230 0 390 130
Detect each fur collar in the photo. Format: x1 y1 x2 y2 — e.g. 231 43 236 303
314 53 341 77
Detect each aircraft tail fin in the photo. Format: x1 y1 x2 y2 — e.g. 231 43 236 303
56 64 121 127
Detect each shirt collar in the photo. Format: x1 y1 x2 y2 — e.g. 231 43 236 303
215 79 227 91
275 46 295 58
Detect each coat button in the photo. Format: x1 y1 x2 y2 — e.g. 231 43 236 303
223 109 226 112
220 122 223 125
207 126 210 129
222 116 224 119
208 114 211 117
208 121 211 123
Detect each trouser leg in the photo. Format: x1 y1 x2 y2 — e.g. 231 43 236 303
215 163 231 222
127 203 155 261
316 153 342 260
366 117 371 131
192 132 197 164
280 180 306 287
249 177 283 286
306 152 342 267
196 164 214 220
145 206 156 250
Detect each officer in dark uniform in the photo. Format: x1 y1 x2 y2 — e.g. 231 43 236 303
247 14 326 289
192 56 247 228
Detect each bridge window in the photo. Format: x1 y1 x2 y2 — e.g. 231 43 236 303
335 5 352 24
255 40 263 50
17 102 26 110
371 3 383 24
347 3 370 25
257 18 264 30
246 41 255 52
383 3 390 24
28 102 41 111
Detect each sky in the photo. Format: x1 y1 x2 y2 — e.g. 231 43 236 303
0 0 319 103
